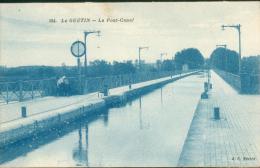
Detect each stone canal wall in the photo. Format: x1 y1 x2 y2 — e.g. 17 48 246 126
0 100 105 147
0 71 201 147
104 72 199 107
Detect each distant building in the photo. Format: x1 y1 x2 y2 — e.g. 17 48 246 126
182 64 189 71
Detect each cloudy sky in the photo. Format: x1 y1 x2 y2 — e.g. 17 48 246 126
0 2 260 67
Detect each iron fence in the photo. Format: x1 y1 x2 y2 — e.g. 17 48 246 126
214 69 241 91
0 78 57 103
214 69 260 94
0 70 186 104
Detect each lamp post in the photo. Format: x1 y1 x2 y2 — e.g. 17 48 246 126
160 53 167 71
83 30 101 76
216 44 227 71
221 24 241 74
160 53 167 62
138 46 149 71
172 54 175 74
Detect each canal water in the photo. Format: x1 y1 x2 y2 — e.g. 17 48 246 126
1 73 205 167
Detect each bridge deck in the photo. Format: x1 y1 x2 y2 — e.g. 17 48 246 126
0 72 198 133
0 75 173 124
178 70 260 167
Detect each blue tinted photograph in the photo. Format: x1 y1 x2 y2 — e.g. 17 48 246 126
0 2 260 167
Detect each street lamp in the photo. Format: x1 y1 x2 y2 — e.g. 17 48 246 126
216 44 227 48
160 53 167 62
221 24 241 74
172 54 175 72
216 44 227 71
138 46 149 70
83 30 101 76
160 53 167 71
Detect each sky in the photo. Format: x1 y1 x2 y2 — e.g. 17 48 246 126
0 2 260 67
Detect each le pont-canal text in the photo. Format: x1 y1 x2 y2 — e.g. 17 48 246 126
49 17 135 24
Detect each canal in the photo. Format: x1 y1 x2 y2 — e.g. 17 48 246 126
0 72 205 167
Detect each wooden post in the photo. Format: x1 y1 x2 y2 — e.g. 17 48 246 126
21 106 27 118
214 107 220 120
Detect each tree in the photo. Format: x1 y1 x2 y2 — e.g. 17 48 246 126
112 60 136 75
88 60 112 77
161 59 174 71
241 55 260 74
174 48 204 70
209 48 239 74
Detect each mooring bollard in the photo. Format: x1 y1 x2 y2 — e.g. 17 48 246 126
210 83 213 89
214 107 220 120
129 84 132 89
103 84 109 96
204 82 208 92
21 106 27 118
201 91 208 99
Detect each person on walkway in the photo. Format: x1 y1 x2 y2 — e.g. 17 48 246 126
57 76 66 96
63 77 70 96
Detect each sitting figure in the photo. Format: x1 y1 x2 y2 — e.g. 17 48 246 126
63 77 70 96
57 76 68 96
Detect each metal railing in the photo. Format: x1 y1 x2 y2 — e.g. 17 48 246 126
214 69 241 91
83 71 182 94
0 78 57 104
214 69 260 94
240 73 260 94
1 71 189 104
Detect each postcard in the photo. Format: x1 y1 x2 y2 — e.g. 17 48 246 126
0 1 259 167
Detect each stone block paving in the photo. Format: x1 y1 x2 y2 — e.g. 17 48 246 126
178 70 260 167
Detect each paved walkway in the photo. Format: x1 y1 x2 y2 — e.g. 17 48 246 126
178 70 260 167
0 72 194 124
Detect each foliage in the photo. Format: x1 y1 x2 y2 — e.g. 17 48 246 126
161 59 174 71
174 48 204 70
241 55 260 74
88 60 112 77
210 47 239 74
112 61 136 75
1 60 138 81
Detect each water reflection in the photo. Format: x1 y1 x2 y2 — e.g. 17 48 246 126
73 124 89 166
0 108 109 165
103 108 109 126
139 96 150 130
160 87 163 105
139 96 143 130
128 100 133 106
0 125 73 164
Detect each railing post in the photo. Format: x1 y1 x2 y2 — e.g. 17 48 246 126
40 80 44 97
129 74 132 89
119 75 122 86
85 78 88 94
19 80 23 102
31 82 34 99
6 83 9 104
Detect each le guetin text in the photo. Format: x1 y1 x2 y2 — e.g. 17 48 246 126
49 17 135 24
